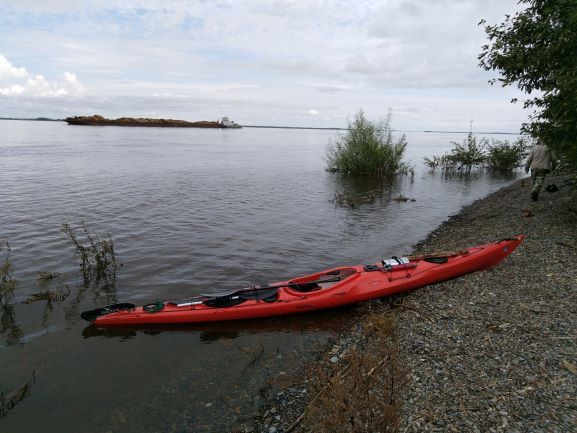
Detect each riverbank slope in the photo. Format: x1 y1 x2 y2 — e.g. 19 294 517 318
252 172 577 433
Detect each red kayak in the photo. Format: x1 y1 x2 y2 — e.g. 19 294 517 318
82 236 524 326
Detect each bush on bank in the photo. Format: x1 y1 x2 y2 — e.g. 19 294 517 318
424 133 529 173
326 110 409 177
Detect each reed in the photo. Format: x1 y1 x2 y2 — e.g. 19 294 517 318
62 222 117 283
0 242 16 308
302 313 404 432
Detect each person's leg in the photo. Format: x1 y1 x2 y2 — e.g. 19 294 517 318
530 169 548 200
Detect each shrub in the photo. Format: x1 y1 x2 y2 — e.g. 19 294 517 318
423 155 450 170
445 132 488 172
424 133 528 173
486 138 529 171
326 110 408 176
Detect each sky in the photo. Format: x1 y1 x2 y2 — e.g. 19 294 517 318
0 0 528 131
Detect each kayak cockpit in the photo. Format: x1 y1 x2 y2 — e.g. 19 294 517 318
285 267 358 293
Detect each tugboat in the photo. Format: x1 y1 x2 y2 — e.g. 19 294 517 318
220 116 242 128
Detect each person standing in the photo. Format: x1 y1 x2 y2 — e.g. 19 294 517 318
525 140 557 201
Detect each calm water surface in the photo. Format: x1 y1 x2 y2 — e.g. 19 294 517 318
0 120 520 432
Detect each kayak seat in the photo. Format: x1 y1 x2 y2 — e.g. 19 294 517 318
290 268 357 292
291 282 321 292
204 288 279 308
423 256 448 264
238 287 279 302
204 296 246 308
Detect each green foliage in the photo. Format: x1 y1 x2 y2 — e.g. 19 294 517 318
0 242 16 308
423 155 445 170
424 134 529 173
445 132 488 173
326 110 408 177
486 138 529 171
424 133 487 173
478 0 577 166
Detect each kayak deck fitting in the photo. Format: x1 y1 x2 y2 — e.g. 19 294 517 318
81 236 524 326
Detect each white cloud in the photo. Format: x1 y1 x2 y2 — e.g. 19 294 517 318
0 54 28 79
0 1 530 130
63 72 85 94
347 0 525 89
0 55 85 97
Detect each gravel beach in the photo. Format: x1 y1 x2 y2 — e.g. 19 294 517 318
251 173 577 433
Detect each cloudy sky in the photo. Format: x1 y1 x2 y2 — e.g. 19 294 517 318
0 0 527 131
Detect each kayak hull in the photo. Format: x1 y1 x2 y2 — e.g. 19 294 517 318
89 236 524 326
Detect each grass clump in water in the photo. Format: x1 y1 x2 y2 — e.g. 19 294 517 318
62 222 117 284
326 110 409 177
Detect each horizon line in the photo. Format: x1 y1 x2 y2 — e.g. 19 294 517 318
0 117 520 135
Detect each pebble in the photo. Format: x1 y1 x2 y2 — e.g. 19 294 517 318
252 175 577 433
397 174 577 432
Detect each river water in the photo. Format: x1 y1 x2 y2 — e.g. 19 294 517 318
0 120 520 432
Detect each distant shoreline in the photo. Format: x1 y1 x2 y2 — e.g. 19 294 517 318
0 117 61 122
243 125 519 135
0 117 519 135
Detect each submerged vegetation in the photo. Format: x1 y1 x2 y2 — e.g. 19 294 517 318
0 371 36 418
424 132 529 173
0 242 16 308
0 223 119 347
326 110 409 177
24 272 70 315
62 222 117 284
